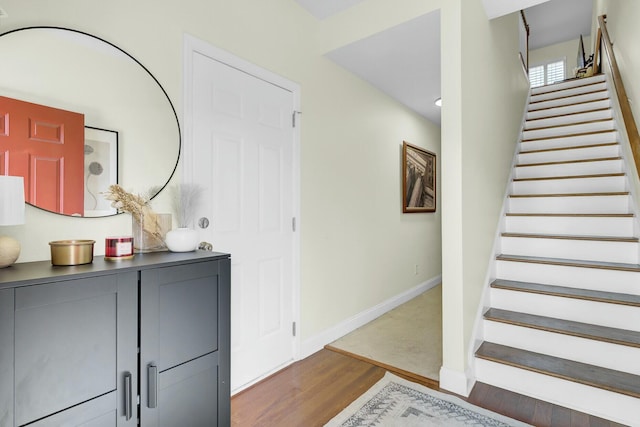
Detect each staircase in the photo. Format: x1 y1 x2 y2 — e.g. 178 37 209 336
474 74 640 425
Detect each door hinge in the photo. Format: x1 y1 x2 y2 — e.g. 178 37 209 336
292 321 297 337
292 217 296 232
292 110 301 127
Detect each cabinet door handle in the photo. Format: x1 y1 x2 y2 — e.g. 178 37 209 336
148 364 158 408
124 372 132 420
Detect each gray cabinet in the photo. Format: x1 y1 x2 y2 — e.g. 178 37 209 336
0 289 14 427
0 252 230 427
14 273 137 427
140 259 230 427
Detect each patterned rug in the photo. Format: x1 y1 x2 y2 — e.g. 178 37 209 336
325 373 532 427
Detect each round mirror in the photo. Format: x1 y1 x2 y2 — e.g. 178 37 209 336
0 26 180 217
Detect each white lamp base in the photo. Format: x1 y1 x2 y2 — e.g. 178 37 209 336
0 235 21 268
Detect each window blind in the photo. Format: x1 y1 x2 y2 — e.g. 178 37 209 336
529 60 565 87
546 60 565 84
529 65 545 87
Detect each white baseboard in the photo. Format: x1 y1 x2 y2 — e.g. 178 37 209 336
439 366 474 397
299 275 442 359
231 359 295 396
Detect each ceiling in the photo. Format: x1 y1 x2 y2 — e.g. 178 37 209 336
525 0 593 50
325 11 440 124
294 0 366 20
295 0 593 126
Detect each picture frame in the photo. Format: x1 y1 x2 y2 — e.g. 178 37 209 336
402 141 436 213
84 126 118 217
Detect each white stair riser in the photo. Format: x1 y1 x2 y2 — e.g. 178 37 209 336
504 215 636 237
489 288 640 331
474 359 639 426
495 260 640 295
517 145 620 164
530 82 608 103
525 109 612 130
522 120 614 141
512 176 626 195
526 99 611 120
509 195 630 214
483 321 640 374
501 236 639 264
529 91 608 111
531 75 606 96
477 78 640 423
514 160 623 179
520 131 618 152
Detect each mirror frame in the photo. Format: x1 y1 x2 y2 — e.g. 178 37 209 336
0 26 181 217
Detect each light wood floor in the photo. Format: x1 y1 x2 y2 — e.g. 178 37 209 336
231 349 626 427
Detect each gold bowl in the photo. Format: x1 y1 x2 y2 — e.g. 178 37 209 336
49 240 96 266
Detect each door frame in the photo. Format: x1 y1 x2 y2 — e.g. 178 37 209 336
182 34 301 383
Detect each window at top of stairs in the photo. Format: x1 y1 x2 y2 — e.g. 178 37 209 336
529 60 565 87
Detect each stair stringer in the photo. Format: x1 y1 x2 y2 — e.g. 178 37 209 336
603 73 640 239
451 88 534 397
468 74 640 425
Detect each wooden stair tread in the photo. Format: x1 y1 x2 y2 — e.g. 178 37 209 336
525 107 611 126
519 142 618 155
528 97 610 113
505 213 634 218
491 279 640 307
501 232 638 243
522 129 616 143
529 89 608 105
513 173 624 182
531 77 605 95
523 118 613 132
509 191 628 198
496 254 640 272
475 342 640 399
484 308 640 348
516 157 621 167
528 101 611 119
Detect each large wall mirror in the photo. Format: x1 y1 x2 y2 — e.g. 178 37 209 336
0 26 180 217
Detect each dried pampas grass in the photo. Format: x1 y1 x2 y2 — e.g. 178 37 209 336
170 183 203 228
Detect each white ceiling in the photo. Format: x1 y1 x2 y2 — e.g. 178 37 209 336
296 0 593 125
325 11 441 124
481 0 549 20
294 0 366 20
526 0 593 50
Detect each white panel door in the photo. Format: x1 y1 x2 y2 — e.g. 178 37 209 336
188 50 296 391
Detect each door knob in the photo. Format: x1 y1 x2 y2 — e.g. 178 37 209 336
198 217 210 229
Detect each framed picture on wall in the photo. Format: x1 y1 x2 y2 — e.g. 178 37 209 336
84 126 118 217
402 141 436 213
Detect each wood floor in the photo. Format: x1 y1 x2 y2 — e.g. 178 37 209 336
231 349 627 427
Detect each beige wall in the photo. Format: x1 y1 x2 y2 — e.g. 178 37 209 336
596 0 640 211
602 1 640 150
529 36 592 79
440 0 529 391
0 0 441 343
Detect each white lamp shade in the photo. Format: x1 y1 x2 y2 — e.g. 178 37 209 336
0 175 25 226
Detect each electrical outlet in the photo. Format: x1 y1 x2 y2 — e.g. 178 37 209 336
414 264 419 275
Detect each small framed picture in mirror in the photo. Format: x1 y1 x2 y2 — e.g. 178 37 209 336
84 126 118 217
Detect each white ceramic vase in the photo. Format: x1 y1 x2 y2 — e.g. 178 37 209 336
165 228 199 252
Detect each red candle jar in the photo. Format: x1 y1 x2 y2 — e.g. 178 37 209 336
105 236 134 260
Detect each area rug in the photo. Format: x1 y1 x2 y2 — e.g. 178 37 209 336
324 373 532 427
